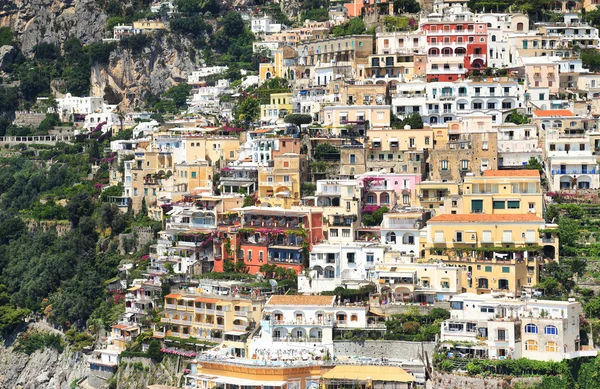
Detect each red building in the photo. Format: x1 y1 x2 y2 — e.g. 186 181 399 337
214 207 323 275
422 20 488 82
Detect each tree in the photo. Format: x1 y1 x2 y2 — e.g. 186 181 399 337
166 84 193 110
33 43 61 62
526 157 543 173
332 18 366 37
581 48 600 72
394 0 421 13
221 12 244 37
362 206 389 227
400 112 423 129
235 96 260 124
284 114 312 127
314 143 340 160
507 111 530 124
147 339 163 362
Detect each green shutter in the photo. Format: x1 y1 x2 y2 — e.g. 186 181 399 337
485 266 492 272
507 201 520 209
502 267 510 273
493 201 505 209
471 200 483 212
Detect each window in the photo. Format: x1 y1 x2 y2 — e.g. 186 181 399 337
283 161 290 168
507 200 520 209
283 175 290 183
366 253 374 263
342 229 350 238
546 341 559 352
259 251 264 262
455 231 463 242
230 151 235 158
502 267 510 273
482 230 492 243
480 306 494 313
471 199 483 213
493 201 505 209
191 171 197 178
451 301 464 310
525 324 539 334
403 195 410 204
525 340 539 351
544 325 559 335
502 230 513 242
425 137 430 145
350 154 356 164
248 251 252 261
434 231 444 243
330 229 338 237
441 160 449 170
461 160 469 170
497 329 506 341
134 188 138 196
347 253 355 263
485 266 492 272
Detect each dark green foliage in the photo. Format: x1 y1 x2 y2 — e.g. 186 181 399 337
301 183 316 197
38 113 61 134
0 87 19 113
581 49 600 72
175 0 221 15
384 309 449 341
170 16 213 38
314 143 340 160
86 42 116 66
393 0 421 13
120 34 151 54
362 206 389 227
0 27 14 46
235 96 260 124
394 112 423 129
33 43 61 62
284 114 312 127
166 84 193 110
332 18 366 37
302 8 329 22
15 331 64 354
147 339 163 362
506 111 530 124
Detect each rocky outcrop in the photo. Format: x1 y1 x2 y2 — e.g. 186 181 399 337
116 356 182 389
0 44 16 68
0 341 89 389
0 0 108 54
90 33 200 109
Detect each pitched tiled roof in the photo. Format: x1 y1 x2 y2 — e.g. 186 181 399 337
533 109 575 117
482 170 540 177
266 295 336 306
428 214 544 223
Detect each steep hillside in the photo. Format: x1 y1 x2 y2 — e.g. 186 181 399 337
90 33 200 109
0 0 108 54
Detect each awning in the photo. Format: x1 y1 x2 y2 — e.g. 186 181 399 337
299 90 307 95
372 137 381 142
211 376 287 387
224 330 248 336
389 138 398 142
321 365 414 383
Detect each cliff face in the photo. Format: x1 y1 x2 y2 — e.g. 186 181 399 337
0 343 89 389
0 0 108 54
90 33 200 109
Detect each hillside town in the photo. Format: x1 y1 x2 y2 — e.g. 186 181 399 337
6 0 600 387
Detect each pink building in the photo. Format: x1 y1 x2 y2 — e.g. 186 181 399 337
356 172 422 208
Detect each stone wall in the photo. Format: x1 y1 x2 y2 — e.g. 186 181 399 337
333 340 435 361
118 227 154 254
431 372 543 389
13 112 46 128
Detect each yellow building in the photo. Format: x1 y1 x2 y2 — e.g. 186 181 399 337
321 365 415 389
132 19 167 30
258 153 306 208
426 214 559 295
182 135 242 165
260 92 293 125
176 160 213 194
417 181 460 211
186 360 323 389
462 170 544 218
157 293 264 357
368 127 433 176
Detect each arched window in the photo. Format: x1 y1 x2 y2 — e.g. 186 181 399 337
546 341 559 352
525 340 538 351
517 22 524 31
492 35 496 42
544 325 558 335
525 323 538 334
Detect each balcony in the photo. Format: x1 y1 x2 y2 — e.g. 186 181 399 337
551 169 597 175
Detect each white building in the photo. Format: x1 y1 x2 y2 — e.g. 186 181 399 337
440 293 595 361
133 120 160 138
188 66 229 84
53 94 105 121
251 295 368 356
496 123 542 168
375 31 425 55
251 14 284 35
545 129 600 190
188 79 232 112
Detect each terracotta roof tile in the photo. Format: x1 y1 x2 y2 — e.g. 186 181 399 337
533 109 575 117
428 214 544 223
482 170 540 177
164 293 182 299
266 295 335 306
